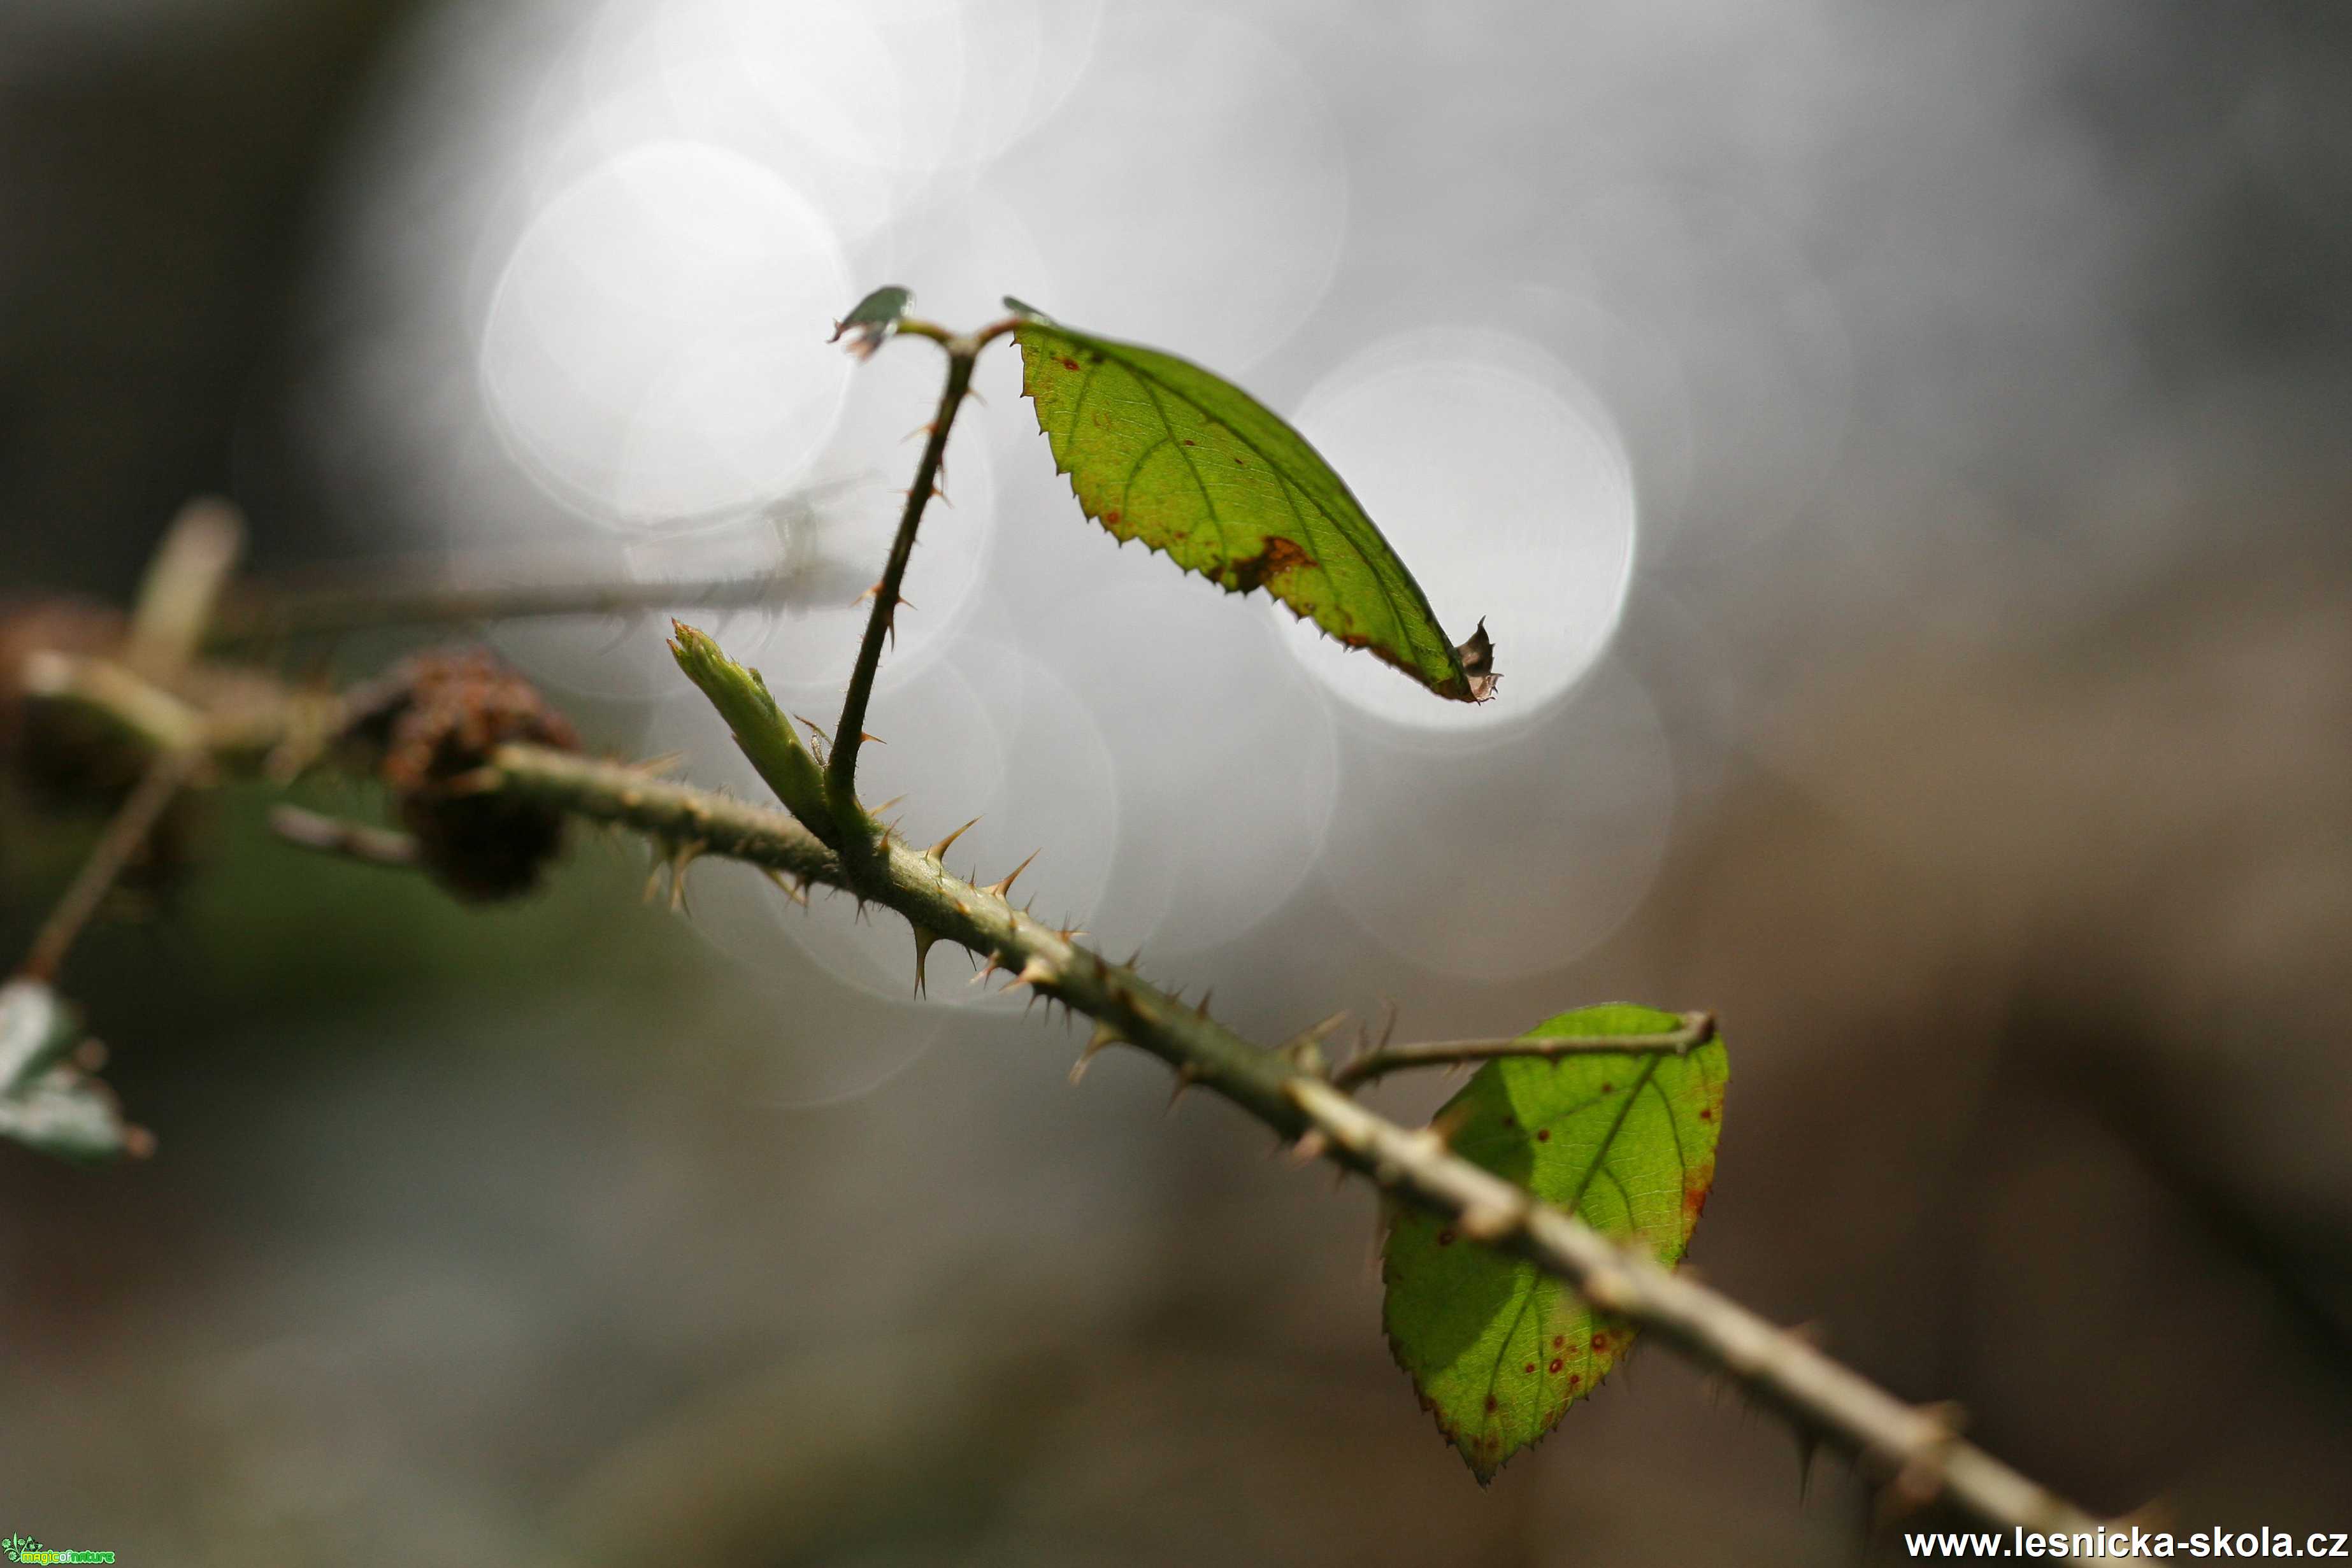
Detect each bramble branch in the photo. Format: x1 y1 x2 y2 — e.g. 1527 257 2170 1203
24 639 2119 1541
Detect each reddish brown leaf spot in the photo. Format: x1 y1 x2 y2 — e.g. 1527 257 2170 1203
1698 1108 1714 1120
1181 438 1196 446
1589 1332 1608 1352
1223 536 1317 594
1547 1357 1564 1374
1436 1229 1456 1246
1568 1373 1582 1386
1536 1128 1551 1142
1484 1394 1498 1412
1059 356 1080 371
1102 509 1121 526
1552 1336 1565 1348
1523 1362 1536 1374
1599 1082 1615 1094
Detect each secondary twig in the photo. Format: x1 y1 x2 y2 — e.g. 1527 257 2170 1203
823 314 1022 880
16 745 203 983
211 564 859 647
267 805 422 871
1333 1011 1718 1090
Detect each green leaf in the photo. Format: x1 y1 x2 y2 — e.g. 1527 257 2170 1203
0 979 145 1164
830 285 912 359
1012 318 1497 703
1382 1004 1728 1480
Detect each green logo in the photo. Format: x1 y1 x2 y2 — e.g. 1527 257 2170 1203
3 1536 41 1564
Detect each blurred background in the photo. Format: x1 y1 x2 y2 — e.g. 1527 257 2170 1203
4 0 2350 1561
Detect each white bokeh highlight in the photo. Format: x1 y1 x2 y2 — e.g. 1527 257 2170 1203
1051 577 1339 956
985 9 1347 370
1318 661 1675 980
478 141 854 527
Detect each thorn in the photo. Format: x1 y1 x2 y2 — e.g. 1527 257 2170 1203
1166 1063 1201 1113
1375 997 1398 1051
1428 1101 1474 1151
763 867 808 906
630 750 689 776
664 840 705 915
1195 988 1214 1017
983 848 1040 900
1070 1019 1122 1085
861 732 884 745
1287 1129 1330 1165
873 794 907 816
912 926 938 997
1014 955 1056 990
929 816 980 860
974 950 1008 985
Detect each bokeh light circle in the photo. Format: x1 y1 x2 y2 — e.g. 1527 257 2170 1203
1049 576 1340 956
985 9 1346 371
1317 660 1675 980
477 140 852 527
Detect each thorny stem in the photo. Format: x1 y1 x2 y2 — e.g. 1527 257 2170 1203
18 605 2132 1547
16 745 204 983
824 315 1022 881
481 739 2118 1546
1332 1011 1719 1090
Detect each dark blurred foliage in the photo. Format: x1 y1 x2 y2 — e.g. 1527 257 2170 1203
3 3 2350 1565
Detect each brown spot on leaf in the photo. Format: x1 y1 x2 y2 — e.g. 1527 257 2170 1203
1101 509 1121 526
1552 1336 1565 1349
1484 1395 1497 1412
1223 536 1316 594
1059 356 1080 371
1548 1358 1564 1374
1536 1128 1551 1142
1436 1229 1455 1246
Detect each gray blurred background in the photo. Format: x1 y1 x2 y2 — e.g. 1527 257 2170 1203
4 0 2350 1562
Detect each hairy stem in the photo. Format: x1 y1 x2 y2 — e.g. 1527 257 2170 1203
1333 1011 1718 1090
